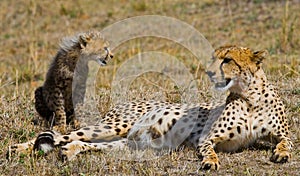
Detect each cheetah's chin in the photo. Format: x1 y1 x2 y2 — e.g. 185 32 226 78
214 78 234 92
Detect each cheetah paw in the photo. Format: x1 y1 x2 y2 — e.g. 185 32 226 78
270 148 291 163
59 142 82 161
199 156 220 170
201 159 220 170
6 144 33 160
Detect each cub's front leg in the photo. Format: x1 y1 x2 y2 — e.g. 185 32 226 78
45 87 67 134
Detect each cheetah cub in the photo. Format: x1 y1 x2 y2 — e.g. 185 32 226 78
34 31 113 133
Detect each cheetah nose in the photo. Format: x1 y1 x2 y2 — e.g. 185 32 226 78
206 71 215 78
110 54 114 59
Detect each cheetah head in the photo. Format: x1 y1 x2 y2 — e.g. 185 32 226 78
79 31 113 65
206 45 268 93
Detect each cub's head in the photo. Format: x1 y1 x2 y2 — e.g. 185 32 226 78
78 31 113 65
206 45 268 92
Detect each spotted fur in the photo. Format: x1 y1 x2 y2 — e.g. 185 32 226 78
9 46 292 170
34 31 113 133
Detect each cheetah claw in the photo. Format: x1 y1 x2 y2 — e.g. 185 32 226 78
270 149 291 163
200 157 220 170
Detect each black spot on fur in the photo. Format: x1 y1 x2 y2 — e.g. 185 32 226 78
237 126 241 134
77 132 84 136
151 114 156 120
174 112 180 115
80 138 89 142
92 133 98 138
158 118 163 125
183 118 189 123
104 126 112 129
172 118 177 125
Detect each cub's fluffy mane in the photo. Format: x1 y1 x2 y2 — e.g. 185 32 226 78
59 33 82 52
59 31 104 52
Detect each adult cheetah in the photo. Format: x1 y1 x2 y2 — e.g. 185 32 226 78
9 46 292 170
34 31 113 133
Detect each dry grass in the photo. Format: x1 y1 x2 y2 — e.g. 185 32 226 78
0 0 299 175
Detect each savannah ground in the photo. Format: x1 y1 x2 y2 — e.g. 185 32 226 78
0 0 299 175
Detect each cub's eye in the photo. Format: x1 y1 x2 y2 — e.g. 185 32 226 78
222 57 232 64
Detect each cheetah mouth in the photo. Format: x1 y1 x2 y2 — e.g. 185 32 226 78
97 53 111 66
101 59 107 65
214 78 235 91
97 48 113 66
97 59 107 66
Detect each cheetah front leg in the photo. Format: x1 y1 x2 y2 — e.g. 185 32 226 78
196 138 221 170
196 110 246 170
268 122 293 163
53 105 67 134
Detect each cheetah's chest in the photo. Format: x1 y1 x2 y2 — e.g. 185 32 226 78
215 108 270 152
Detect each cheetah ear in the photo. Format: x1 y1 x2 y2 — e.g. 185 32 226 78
252 50 268 65
79 34 90 49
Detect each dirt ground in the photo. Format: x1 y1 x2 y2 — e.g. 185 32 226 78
0 0 299 175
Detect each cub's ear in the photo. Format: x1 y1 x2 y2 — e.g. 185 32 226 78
252 50 268 64
79 34 90 49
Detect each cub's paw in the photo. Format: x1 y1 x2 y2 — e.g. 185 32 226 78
270 148 291 163
33 131 55 153
53 125 67 134
73 119 84 130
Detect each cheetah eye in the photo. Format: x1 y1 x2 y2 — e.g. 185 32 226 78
222 57 232 64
